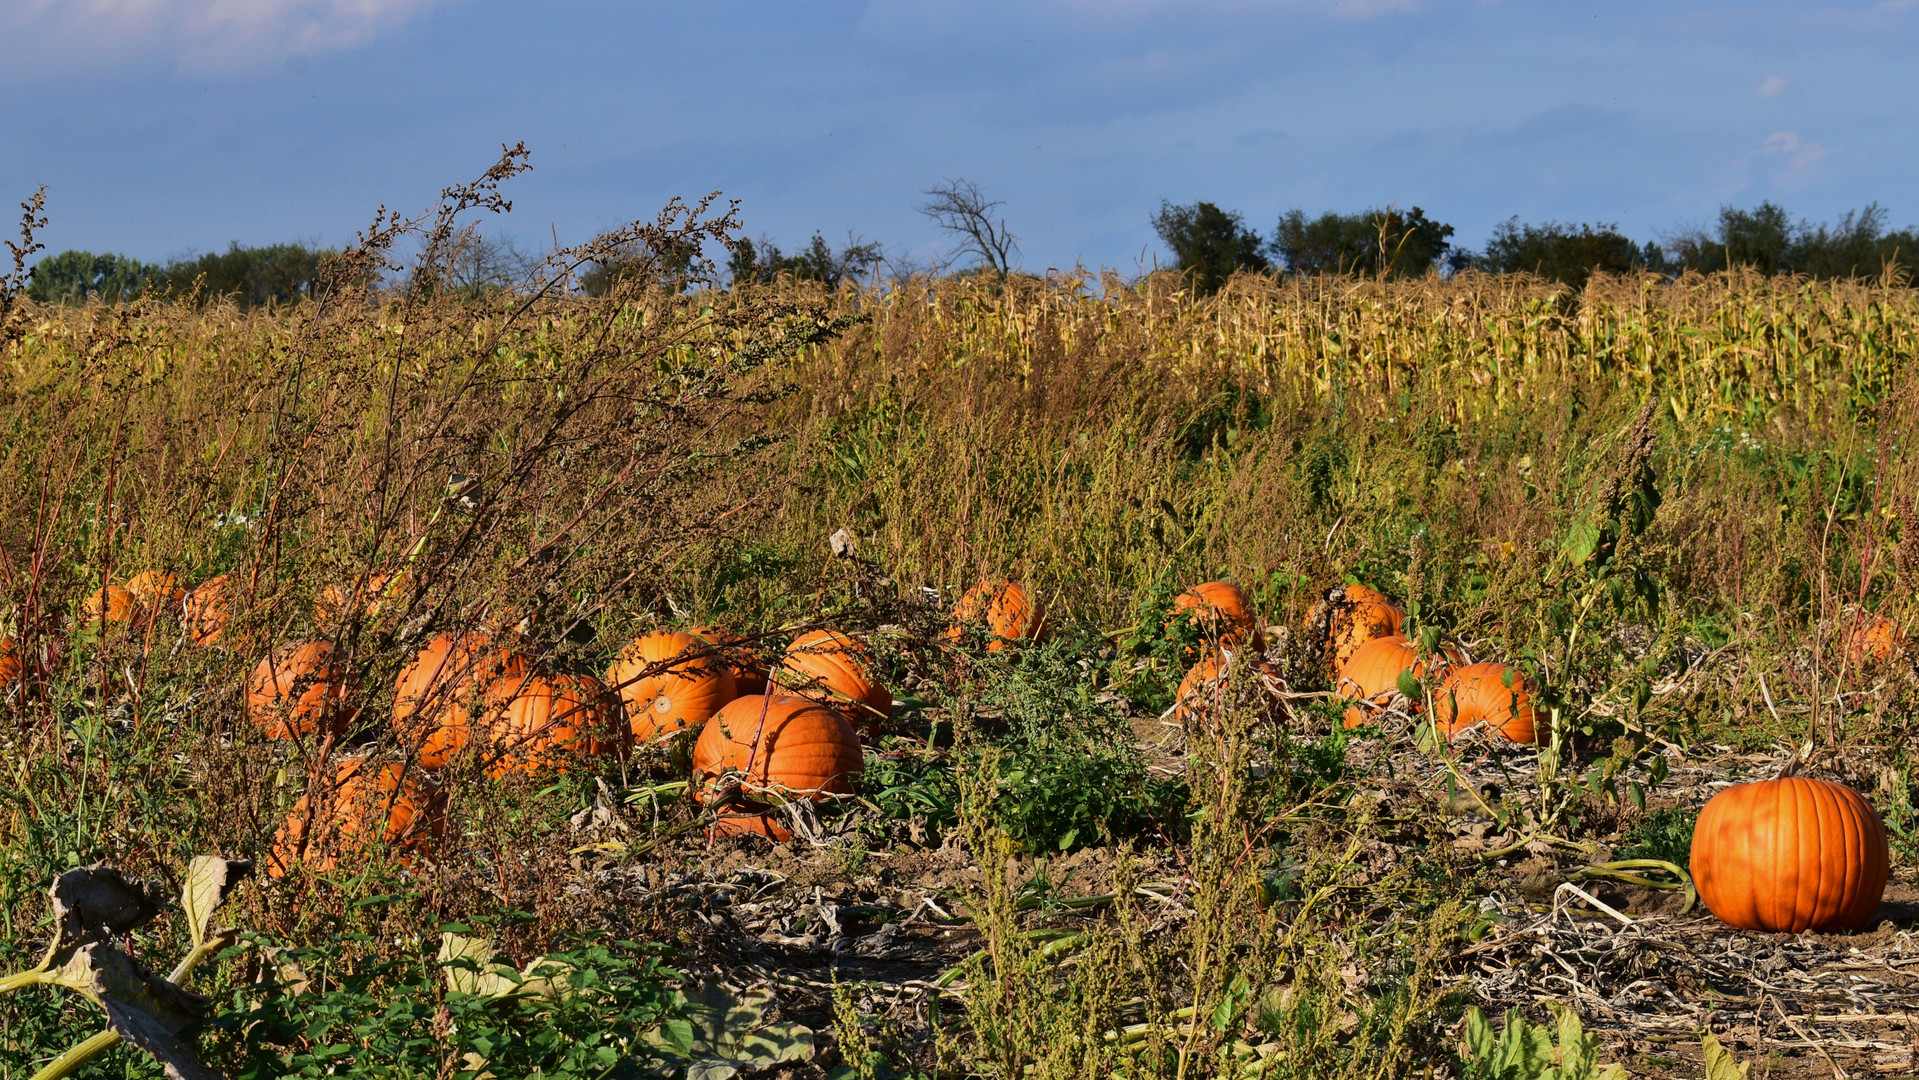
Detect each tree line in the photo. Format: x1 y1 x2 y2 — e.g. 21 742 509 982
1154 199 1919 294
25 188 1919 308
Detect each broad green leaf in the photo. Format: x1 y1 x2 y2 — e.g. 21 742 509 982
180 856 252 950
1701 1031 1750 1080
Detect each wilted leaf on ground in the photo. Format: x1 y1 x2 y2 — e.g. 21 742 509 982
48 864 163 958
180 857 252 949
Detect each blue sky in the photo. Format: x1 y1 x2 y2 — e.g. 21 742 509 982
4 0 1916 273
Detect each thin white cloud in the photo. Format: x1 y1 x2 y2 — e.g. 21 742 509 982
1756 74 1786 97
6 0 455 75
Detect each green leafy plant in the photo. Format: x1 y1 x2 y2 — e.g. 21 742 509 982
1458 1003 1626 1080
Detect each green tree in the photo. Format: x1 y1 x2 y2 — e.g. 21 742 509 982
1152 201 1268 295
726 232 883 290
1470 219 1648 289
27 250 160 304
1270 206 1454 279
160 242 333 306
1664 202 1916 279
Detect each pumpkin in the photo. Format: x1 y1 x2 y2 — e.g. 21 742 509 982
1172 650 1275 726
778 630 891 733
0 637 20 689
1691 777 1889 934
1336 635 1449 729
78 584 138 627
948 580 1048 651
1847 613 1905 665
1172 580 1265 653
247 641 357 740
123 570 185 612
607 630 738 746
316 570 410 626
1433 663 1537 743
691 694 863 807
484 672 623 778
690 625 767 696
268 757 441 877
183 575 231 645
1328 584 1405 671
394 632 532 769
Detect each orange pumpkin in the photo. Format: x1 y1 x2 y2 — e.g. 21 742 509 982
78 584 139 628
394 632 532 770
1337 636 1428 729
123 570 185 612
691 694 864 807
948 580 1048 651
484 672 623 778
316 570 410 626
183 575 231 645
247 641 357 740
1172 650 1275 726
1328 584 1405 671
1433 662 1537 743
267 757 442 877
607 630 738 746
690 625 768 696
0 637 20 689
779 630 891 733
1847 613 1905 665
1172 580 1265 653
1691 777 1889 933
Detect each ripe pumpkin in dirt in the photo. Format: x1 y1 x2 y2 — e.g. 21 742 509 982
247 641 357 740
183 575 232 645
484 672 624 778
0 637 20 689
1172 580 1265 653
394 632 532 769
1846 612 1905 665
1337 635 1451 729
123 570 185 612
78 584 138 627
778 630 891 733
268 757 442 877
709 811 795 843
1327 584 1404 671
1691 776 1889 934
690 625 767 696
607 630 738 746
1432 662 1537 743
316 570 409 626
691 694 864 808
1172 650 1276 727
947 580 1048 651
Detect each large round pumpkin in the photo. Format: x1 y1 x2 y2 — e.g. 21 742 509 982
1328 585 1405 671
690 625 767 696
183 575 231 646
484 672 623 778
247 641 357 740
0 637 20 690
1336 635 1446 729
123 570 185 612
268 757 441 878
607 630 738 746
1692 777 1889 934
1172 650 1276 727
394 632 532 769
948 580 1048 651
778 630 891 734
78 584 138 628
1847 613 1905 666
1172 581 1265 653
1433 662 1537 743
691 694 864 807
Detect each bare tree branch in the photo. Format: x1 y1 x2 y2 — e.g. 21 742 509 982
919 179 1017 277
